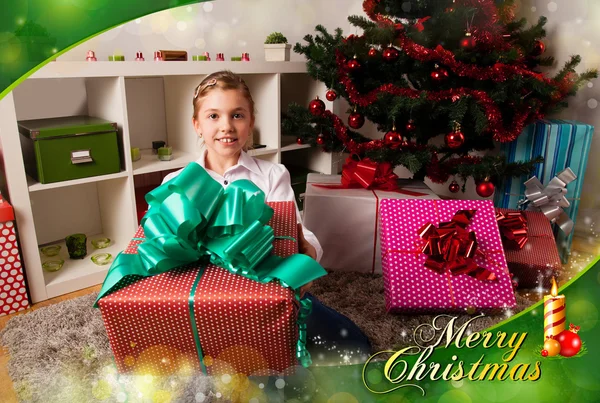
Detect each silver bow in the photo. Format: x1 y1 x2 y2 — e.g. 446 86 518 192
518 167 577 235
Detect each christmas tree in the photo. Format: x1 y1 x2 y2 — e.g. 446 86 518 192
283 0 597 196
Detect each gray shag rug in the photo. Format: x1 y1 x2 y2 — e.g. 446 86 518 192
1 271 532 402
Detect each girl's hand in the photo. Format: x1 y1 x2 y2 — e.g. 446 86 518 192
297 224 317 260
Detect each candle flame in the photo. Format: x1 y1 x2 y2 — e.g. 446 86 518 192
550 277 558 297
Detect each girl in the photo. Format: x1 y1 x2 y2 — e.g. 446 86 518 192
162 70 371 362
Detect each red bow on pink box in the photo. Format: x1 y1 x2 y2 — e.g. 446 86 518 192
418 209 497 281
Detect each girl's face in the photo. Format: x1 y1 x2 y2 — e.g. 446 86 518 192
193 88 254 161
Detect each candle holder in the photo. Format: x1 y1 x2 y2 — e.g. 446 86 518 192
152 141 166 154
65 233 87 259
42 259 65 272
91 237 111 249
158 146 173 161
91 253 113 266
40 244 61 257
131 147 141 162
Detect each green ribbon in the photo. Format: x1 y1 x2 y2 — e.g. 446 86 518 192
94 162 326 368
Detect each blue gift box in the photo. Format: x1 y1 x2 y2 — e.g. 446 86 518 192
494 119 594 264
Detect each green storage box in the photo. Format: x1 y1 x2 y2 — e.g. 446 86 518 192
18 116 121 184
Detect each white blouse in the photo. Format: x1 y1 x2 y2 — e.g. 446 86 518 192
161 149 324 262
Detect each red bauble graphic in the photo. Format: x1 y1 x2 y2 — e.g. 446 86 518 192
348 112 365 129
445 130 465 149
316 134 325 145
541 349 548 357
532 40 545 56
382 47 399 62
405 120 416 132
347 58 361 72
431 66 449 82
308 96 326 116
460 33 476 49
384 130 402 146
476 180 495 198
449 181 460 193
326 89 338 101
368 48 378 58
557 327 582 357
296 138 303 145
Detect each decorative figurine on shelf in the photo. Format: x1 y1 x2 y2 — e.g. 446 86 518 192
264 32 291 61
203 52 211 61
135 51 145 61
85 50 97 62
242 53 250 62
216 53 225 61
65 233 87 259
154 51 164 61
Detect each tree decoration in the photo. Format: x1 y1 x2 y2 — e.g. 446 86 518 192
326 89 338 101
449 180 460 193
384 124 403 147
348 108 365 129
296 137 303 145
476 178 495 198
430 64 449 83
316 133 325 145
347 56 361 72
283 0 597 185
445 122 465 149
308 96 326 116
382 46 399 62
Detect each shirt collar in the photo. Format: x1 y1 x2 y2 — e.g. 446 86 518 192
197 149 262 176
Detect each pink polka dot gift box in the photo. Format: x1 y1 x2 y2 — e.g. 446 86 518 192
98 201 304 376
0 194 29 317
379 199 516 314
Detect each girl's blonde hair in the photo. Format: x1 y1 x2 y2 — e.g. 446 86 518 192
192 70 256 151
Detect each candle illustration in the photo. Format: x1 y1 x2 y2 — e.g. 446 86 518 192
544 277 566 340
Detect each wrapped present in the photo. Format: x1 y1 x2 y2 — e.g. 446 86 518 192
379 199 516 313
496 209 561 289
494 120 594 263
0 194 29 316
304 169 439 273
96 163 326 376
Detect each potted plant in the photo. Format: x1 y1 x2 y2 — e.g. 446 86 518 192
264 32 291 62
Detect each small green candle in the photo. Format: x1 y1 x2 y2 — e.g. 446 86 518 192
131 147 141 162
158 146 173 161
108 55 114 61
231 56 242 61
197 55 208 61
192 55 198 61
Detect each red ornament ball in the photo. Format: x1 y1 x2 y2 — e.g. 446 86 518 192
405 120 416 132
382 47 399 62
556 329 582 357
325 89 338 102
445 130 465 149
348 112 365 129
431 66 449 83
347 58 361 72
368 48 378 58
541 349 548 357
296 138 303 145
308 97 326 116
460 33 476 49
449 181 460 193
476 180 495 198
532 40 545 56
316 134 325 145
384 130 402 146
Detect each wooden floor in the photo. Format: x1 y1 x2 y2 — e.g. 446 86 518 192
0 237 597 402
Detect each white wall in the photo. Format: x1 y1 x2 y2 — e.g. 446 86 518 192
60 0 600 234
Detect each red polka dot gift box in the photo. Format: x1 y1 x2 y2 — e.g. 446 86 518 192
379 199 516 314
98 201 303 376
0 195 30 316
496 208 561 289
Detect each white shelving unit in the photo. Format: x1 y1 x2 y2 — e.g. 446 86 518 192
0 61 341 303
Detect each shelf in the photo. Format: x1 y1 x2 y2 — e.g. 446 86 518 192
133 148 196 175
27 171 129 192
30 61 309 79
42 233 125 298
247 146 278 157
281 135 313 152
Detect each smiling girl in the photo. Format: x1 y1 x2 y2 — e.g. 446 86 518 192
162 70 371 362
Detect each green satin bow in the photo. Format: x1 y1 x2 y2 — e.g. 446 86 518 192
94 162 326 368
